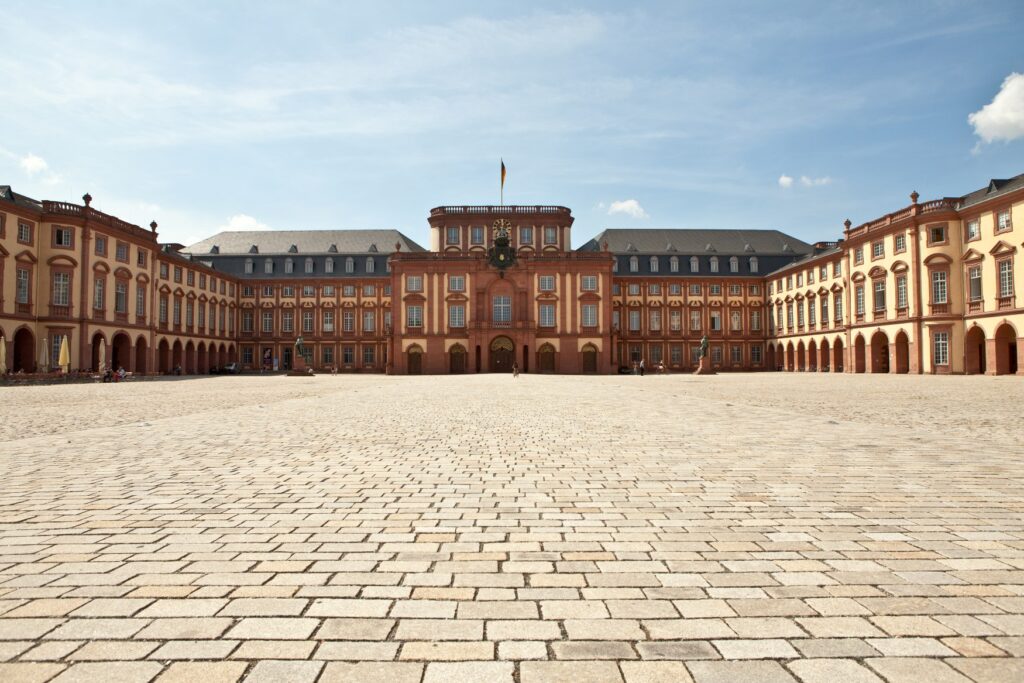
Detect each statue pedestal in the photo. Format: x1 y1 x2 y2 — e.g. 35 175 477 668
287 355 314 377
693 356 717 375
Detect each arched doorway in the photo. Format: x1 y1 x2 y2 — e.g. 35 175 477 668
807 340 817 372
537 343 556 374
796 341 806 371
833 338 844 372
407 345 423 375
965 326 986 375
994 323 1018 375
819 339 830 372
219 343 227 368
490 336 514 373
449 344 466 374
767 343 776 371
91 332 106 371
197 342 208 374
111 333 132 372
870 331 889 373
228 344 236 363
786 343 794 371
854 335 866 373
581 344 598 374
172 340 183 373
894 331 910 374
184 341 195 374
13 328 35 372
135 337 148 374
158 339 170 374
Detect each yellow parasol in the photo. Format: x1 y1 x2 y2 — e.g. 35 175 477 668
0 335 6 373
58 336 70 374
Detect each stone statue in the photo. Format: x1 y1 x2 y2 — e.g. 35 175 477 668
294 336 305 356
699 334 709 359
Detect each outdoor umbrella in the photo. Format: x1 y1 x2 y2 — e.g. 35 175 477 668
97 338 106 373
0 335 6 374
40 336 48 373
58 336 70 374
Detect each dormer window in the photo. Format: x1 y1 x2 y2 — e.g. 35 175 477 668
690 256 699 273
264 259 273 274
326 257 334 273
629 256 639 272
710 257 719 273
366 257 375 273
285 258 294 274
649 256 659 273
345 257 354 273
729 256 738 273
305 257 314 274
244 258 253 274
749 257 758 273
670 256 679 273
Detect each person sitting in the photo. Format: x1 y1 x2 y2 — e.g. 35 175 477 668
116 366 126 381
103 369 113 383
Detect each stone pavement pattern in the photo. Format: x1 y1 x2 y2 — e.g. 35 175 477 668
0 373 1023 683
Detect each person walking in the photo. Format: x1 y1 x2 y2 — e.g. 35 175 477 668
512 361 520 378
639 359 645 376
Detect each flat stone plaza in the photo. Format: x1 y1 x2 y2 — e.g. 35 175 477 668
1 374 1024 683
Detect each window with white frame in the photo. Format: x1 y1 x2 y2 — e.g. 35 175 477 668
628 309 641 331
933 331 949 365
786 303 794 328
323 285 335 296
997 209 1012 233
729 284 741 296
749 257 758 273
670 283 681 295
808 300 816 325
834 291 843 321
796 301 805 326
244 259 253 274
261 310 272 333
161 298 170 324
896 275 907 309
649 309 661 331
751 345 762 363
689 283 701 296
115 282 127 314
649 283 661 295
18 221 32 243
446 226 459 245
730 345 742 363
539 304 556 327
305 258 314 274
323 310 335 332
471 226 484 244
670 256 679 272
342 346 354 364
449 304 465 328
670 345 682 364
872 241 884 259
264 259 273 274
407 275 423 292
855 285 865 315
629 256 638 272
325 257 334 273
342 310 354 332
931 271 947 304
670 309 682 331
361 311 374 332
999 259 1013 298
709 284 721 295
520 226 533 244
136 287 145 317
363 284 375 296
366 257 375 273
343 285 355 297
55 226 72 247
628 283 640 296
544 226 558 245
285 258 294 274
751 310 761 331
345 257 354 273
539 275 555 291
492 295 511 322
363 346 375 364
873 280 886 311
649 256 659 273
407 305 423 328
730 310 742 331
690 256 699 273
322 346 334 365
302 285 315 297
581 275 597 291
93 278 105 310
449 275 465 292
966 220 980 241
729 256 738 273
968 265 983 301
710 257 719 273
710 310 721 331
52 272 70 306
690 309 702 331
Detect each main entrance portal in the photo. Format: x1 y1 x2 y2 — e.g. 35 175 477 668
489 336 514 372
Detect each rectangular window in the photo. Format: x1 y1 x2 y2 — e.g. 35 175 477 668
787 303 794 329
303 285 315 297
670 283 682 295
492 295 511 323
471 226 484 244
581 275 597 291
407 275 423 292
93 278 105 310
52 272 70 306
95 235 107 256
628 283 640 296
854 247 864 264
689 284 701 296
262 285 274 297
282 286 294 297
363 346 375 364
264 260 273 274
751 345 762 363
691 345 702 364
855 286 865 315
670 309 682 331
582 303 598 327
322 346 334 365
820 298 828 325
323 311 335 332
612 310 620 329
966 220 980 241
834 292 843 321
446 226 459 245
137 249 147 267
407 305 423 328
928 224 946 244
136 287 145 317
161 298 170 324
808 270 815 285
833 261 841 277
54 227 73 247
872 241 884 259
996 209 1012 233
730 310 742 332
544 226 558 245
343 285 355 297
710 311 721 331
628 309 641 331
173 266 182 283
520 226 533 244
709 284 721 295
897 275 908 309
819 265 827 280
931 271 948 304
116 242 129 262
261 311 273 333
873 280 886 311
361 311 374 332
343 346 355 364
51 334 66 368
649 283 661 295
343 311 355 332
690 309 701 331
999 260 1013 298
539 304 556 327
670 345 682 364
649 309 661 331
711 346 722 364
968 265 983 301
796 301 805 327
186 271 195 286
323 285 335 297
199 274 207 289
730 345 742 363
750 310 761 331
160 263 170 280
363 284 375 297
729 284 742 296
241 309 252 332
242 347 254 365
449 304 465 328
933 331 949 366
303 311 314 333
449 275 465 292
539 275 555 291
186 301 194 326
115 282 127 314
197 303 205 328
650 345 663 363
242 286 254 297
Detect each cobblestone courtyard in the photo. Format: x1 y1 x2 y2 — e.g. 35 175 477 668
1 373 1024 683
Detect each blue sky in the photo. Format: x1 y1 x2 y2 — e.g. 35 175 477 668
1 1 1022 248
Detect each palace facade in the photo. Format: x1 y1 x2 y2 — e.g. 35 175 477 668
1 172 1022 376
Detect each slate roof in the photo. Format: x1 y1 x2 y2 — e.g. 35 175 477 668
577 229 813 255
0 185 43 211
959 173 1024 209
185 229 426 255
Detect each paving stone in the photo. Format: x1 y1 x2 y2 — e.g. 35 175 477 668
423 661 513 683
155 662 246 683
244 660 324 682
0 663 66 683
620 661 694 683
400 641 494 660
787 659 883 683
51 661 163 682
686 660 797 683
319 662 424 683
946 658 1024 683
711 638 799 659
521 660 624 682
865 658 971 683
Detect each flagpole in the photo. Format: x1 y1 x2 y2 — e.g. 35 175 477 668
500 158 503 207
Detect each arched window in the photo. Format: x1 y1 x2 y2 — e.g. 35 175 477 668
649 256 659 273
689 256 699 273
729 256 739 273
285 258 294 274
629 256 639 273
612 260 618 273
305 258 314 274
325 257 334 273
749 257 759 273
244 259 253 274
366 257 375 273
264 259 273 274
710 257 719 273
345 257 354 274
670 256 679 273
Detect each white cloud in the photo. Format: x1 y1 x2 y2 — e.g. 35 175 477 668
800 175 831 187
778 174 794 188
969 72 1024 144
607 199 649 219
20 153 49 175
220 214 272 231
